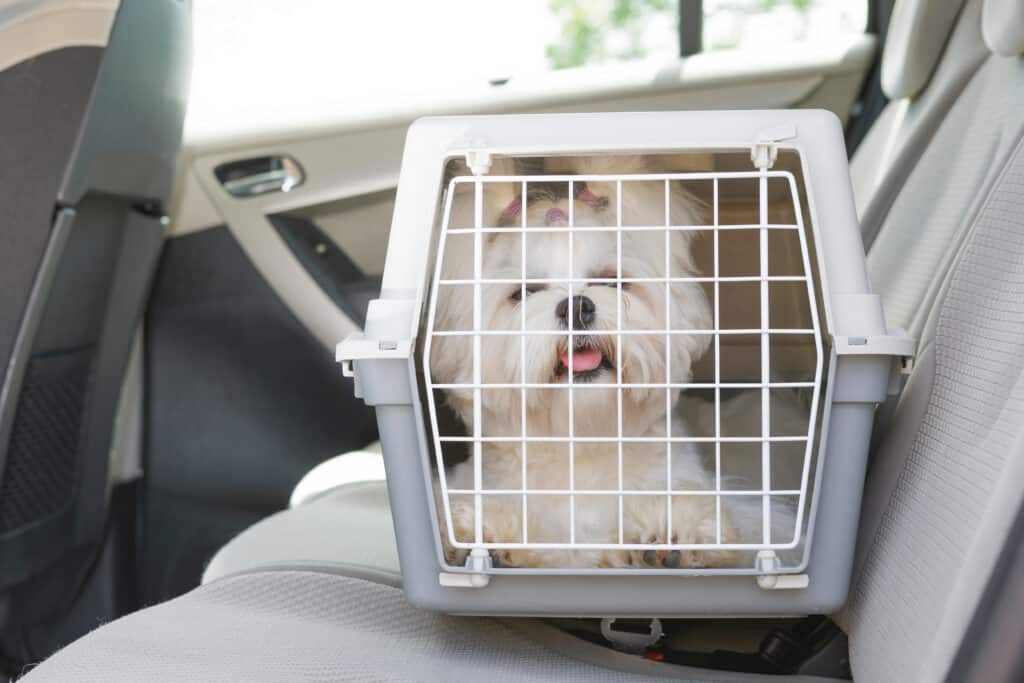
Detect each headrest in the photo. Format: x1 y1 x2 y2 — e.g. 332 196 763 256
882 0 966 99
983 0 1024 56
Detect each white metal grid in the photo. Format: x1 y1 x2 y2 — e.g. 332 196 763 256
423 168 824 569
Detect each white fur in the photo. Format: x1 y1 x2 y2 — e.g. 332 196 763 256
430 156 795 569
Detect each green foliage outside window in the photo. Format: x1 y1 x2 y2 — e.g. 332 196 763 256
545 0 822 69
545 0 674 69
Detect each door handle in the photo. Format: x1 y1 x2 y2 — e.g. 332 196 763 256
214 155 304 197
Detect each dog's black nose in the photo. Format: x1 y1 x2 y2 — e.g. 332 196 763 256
556 295 596 328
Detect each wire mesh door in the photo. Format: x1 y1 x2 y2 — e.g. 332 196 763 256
423 165 824 573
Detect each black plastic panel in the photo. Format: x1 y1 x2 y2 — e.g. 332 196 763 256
0 348 91 533
270 214 380 327
0 46 102 403
143 225 378 601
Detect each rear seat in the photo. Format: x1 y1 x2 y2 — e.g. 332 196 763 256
200 0 995 588
866 0 1024 337
22 0 1024 680
851 0 988 243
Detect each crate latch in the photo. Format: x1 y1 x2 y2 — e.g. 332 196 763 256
834 328 917 403
751 124 797 171
336 333 412 378
755 551 809 590
833 329 916 360
439 549 492 588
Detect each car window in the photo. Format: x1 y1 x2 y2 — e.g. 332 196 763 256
188 0 867 137
702 0 868 52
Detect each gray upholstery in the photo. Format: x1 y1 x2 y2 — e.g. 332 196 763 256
22 570 836 683
850 0 987 241
866 51 1024 337
881 0 966 98
983 0 1024 56
845 129 1024 683
202 480 400 586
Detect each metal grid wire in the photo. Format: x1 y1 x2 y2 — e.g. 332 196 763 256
423 168 824 564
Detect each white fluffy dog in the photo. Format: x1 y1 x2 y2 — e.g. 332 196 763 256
430 156 794 569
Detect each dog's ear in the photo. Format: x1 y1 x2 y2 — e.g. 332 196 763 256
444 156 522 231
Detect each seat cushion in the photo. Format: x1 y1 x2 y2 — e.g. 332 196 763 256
289 444 384 507
23 570 836 683
202 480 400 586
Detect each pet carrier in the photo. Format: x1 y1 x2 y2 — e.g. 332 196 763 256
338 111 913 616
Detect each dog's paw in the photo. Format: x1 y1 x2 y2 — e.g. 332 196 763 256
442 541 469 567
630 537 738 569
630 533 687 568
440 497 476 566
629 521 740 569
492 549 532 568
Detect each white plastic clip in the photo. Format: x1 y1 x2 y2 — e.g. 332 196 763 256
751 142 778 171
600 618 663 654
438 548 492 588
755 550 809 590
465 149 492 175
751 124 797 171
336 334 411 374
833 330 916 359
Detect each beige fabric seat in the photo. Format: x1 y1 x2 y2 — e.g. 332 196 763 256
23 570 846 683
850 0 988 242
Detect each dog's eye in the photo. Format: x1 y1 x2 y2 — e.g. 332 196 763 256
592 281 630 291
509 284 547 302
589 271 630 290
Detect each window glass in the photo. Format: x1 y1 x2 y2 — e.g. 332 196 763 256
192 1 866 104
188 1 866 135
703 1 868 52
545 0 680 69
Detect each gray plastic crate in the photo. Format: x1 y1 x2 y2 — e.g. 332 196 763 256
339 110 913 616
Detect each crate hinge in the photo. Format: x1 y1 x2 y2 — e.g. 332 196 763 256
336 334 411 378
464 148 492 175
751 124 797 171
756 550 809 590
439 548 492 588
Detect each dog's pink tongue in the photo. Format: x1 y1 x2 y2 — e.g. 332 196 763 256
561 347 603 373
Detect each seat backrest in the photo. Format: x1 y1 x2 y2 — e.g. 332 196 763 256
864 4 1024 340
845 3 1024 678
851 0 989 246
0 0 190 621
